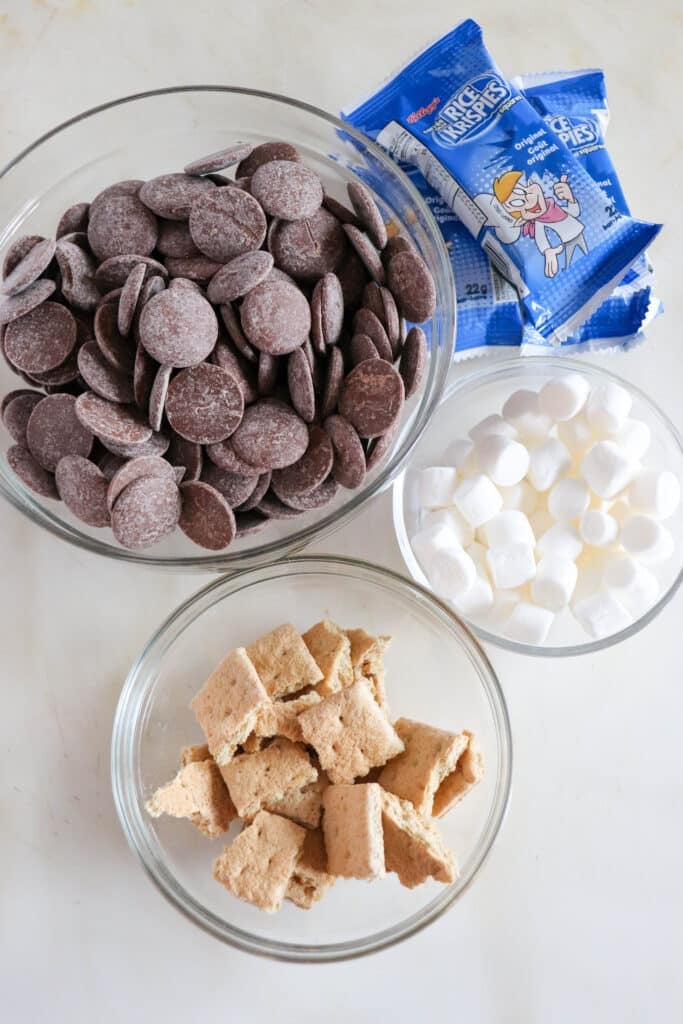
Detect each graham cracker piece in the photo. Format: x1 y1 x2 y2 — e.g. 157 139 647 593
380 789 457 888
346 628 391 711
303 620 353 696
253 691 322 743
191 647 269 766
298 679 404 784
322 782 385 879
432 731 484 817
378 718 471 817
220 737 317 820
286 828 336 908
145 759 236 837
246 623 323 698
179 743 210 767
265 770 329 829
213 810 306 913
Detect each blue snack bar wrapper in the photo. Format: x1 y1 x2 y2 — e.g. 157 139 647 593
342 19 661 345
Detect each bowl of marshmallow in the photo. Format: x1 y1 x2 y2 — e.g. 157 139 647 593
393 357 683 655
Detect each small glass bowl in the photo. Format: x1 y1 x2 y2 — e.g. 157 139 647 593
111 556 511 962
393 356 683 657
0 87 455 571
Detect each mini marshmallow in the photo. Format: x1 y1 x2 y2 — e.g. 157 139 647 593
428 545 477 601
454 474 503 527
487 588 523 626
557 414 594 456
531 556 578 611
628 469 681 519
570 566 603 608
548 478 590 522
529 503 554 541
612 419 651 462
411 521 462 575
452 571 494 616
418 466 459 510
465 540 490 575
585 381 632 435
474 435 530 487
503 602 555 645
580 441 636 499
502 388 553 440
486 543 536 589
483 510 535 548
420 507 474 548
445 438 477 475
571 590 632 639
579 509 619 547
468 413 517 443
527 439 572 493
536 522 583 562
499 480 538 516
538 372 589 421
620 515 674 564
604 555 660 617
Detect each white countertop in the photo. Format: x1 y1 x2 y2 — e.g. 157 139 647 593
1 2 681 1021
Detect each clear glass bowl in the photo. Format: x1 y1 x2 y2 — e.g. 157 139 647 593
0 87 454 571
394 356 683 657
111 556 511 961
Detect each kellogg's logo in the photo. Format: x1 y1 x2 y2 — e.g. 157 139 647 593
429 73 511 147
545 114 599 151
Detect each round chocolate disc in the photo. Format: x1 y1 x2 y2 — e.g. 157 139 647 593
353 307 393 362
386 250 436 323
7 443 58 499
26 394 94 471
87 194 158 262
320 345 344 420
55 455 110 527
207 250 274 304
94 302 135 375
270 208 346 282
56 203 90 238
336 248 368 312
77 341 135 404
165 363 244 444
287 347 315 423
280 475 339 511
139 173 216 221
55 241 100 312
95 254 168 292
133 343 158 410
3 235 46 279
75 391 152 446
220 302 258 363
343 224 385 285
148 364 173 432
230 398 308 470
200 462 259 507
139 288 218 368
338 359 404 438
100 430 169 459
2 238 56 297
179 480 237 550
234 471 271 512
2 295 71 373
350 333 380 366
347 180 388 250
117 262 147 337
324 414 367 489
250 160 323 221
271 425 333 500
212 339 258 405
256 490 304 519
240 278 311 355
236 141 301 178
189 187 267 262
257 351 279 397
156 219 199 259
399 326 427 398
164 255 223 283
107 454 176 510
205 437 256 475
111 474 181 550
184 142 254 177
365 420 398 471
167 433 203 481
2 390 43 445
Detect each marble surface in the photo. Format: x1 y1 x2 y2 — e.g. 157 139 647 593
1 2 681 1021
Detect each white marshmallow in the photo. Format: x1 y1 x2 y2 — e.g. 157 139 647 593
499 480 538 516
536 522 583 562
418 466 459 509
420 507 474 548
579 508 619 547
502 388 553 440
531 556 578 611
483 510 535 548
570 566 603 608
474 435 530 487
488 588 523 626
571 590 632 639
604 555 660 617
468 413 517 443
428 545 477 601
611 419 651 462
503 602 555 645
529 503 554 541
445 438 477 475
452 571 494 616
454 474 503 527
411 522 462 575
548 478 590 521
557 413 594 456
580 441 636 499
527 439 572 492
486 543 536 589
628 469 681 519
465 540 489 575
620 515 674 564
538 373 589 421
585 381 632 435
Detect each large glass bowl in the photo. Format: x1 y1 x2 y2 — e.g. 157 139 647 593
0 87 454 570
111 556 511 961
393 357 683 656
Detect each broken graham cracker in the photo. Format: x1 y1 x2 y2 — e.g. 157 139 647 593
191 647 269 766
252 691 322 744
380 789 457 889
298 679 404 784
265 770 329 829
213 810 306 913
146 759 236 837
246 623 323 699
179 743 210 767
346 627 391 710
303 620 353 696
432 730 484 817
322 782 385 880
220 736 317 820
286 828 336 909
379 718 481 818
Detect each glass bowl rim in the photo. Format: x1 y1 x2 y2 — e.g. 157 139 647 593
393 354 683 658
110 554 512 962
0 85 455 571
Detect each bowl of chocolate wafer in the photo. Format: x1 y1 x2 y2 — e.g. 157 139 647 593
0 88 454 569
